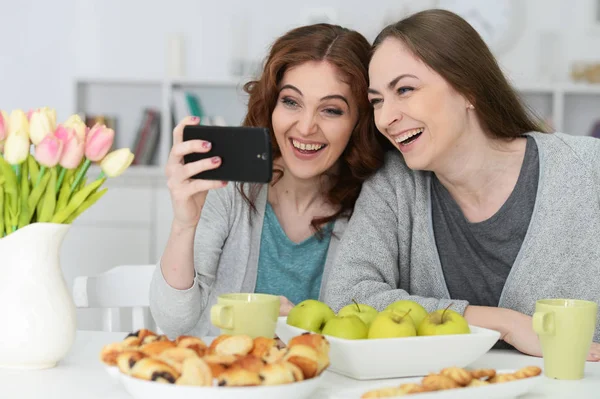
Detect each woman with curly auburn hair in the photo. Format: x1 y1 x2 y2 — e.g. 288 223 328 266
150 23 385 337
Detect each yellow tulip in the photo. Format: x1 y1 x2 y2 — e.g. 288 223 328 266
63 114 87 141
9 109 29 138
100 148 135 177
3 129 30 164
29 108 57 145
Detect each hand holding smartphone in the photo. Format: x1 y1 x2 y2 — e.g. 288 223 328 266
182 125 273 184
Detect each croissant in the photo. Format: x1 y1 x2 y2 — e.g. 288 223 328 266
116 350 147 374
156 347 199 374
130 357 180 384
175 356 213 386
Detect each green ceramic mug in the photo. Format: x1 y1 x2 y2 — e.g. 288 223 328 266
533 298 598 380
210 293 280 338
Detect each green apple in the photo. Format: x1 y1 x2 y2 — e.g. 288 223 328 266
417 306 471 336
367 309 417 339
384 300 428 329
287 299 336 333
338 299 379 328
322 314 369 339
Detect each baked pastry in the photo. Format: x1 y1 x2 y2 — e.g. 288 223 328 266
208 334 231 355
230 354 265 373
250 337 277 359
467 379 490 387
212 335 254 357
156 347 199 374
489 373 518 384
116 350 147 374
140 340 177 356
470 368 496 380
217 367 262 387
287 333 330 374
203 354 239 378
175 356 213 386
288 332 330 356
421 374 461 390
125 329 157 341
258 362 303 385
513 366 542 379
130 357 180 384
283 344 321 379
263 346 288 364
176 335 208 357
360 383 429 398
440 366 473 386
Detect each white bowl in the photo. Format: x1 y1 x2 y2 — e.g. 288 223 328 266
104 365 120 381
119 371 324 399
329 369 542 399
276 317 500 380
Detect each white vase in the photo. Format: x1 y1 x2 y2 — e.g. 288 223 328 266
0 223 76 369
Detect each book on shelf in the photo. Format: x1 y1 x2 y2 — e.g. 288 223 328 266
171 90 228 139
131 108 161 165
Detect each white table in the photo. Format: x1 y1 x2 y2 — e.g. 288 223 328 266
1 331 598 399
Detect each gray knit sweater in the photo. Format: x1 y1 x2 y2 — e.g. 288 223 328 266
149 184 347 337
324 132 600 342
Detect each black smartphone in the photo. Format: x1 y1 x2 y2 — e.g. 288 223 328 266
182 125 273 183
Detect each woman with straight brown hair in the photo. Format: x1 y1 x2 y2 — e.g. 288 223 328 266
325 9 600 359
149 23 384 337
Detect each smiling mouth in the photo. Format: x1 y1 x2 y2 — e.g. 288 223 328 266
394 127 424 145
290 139 327 154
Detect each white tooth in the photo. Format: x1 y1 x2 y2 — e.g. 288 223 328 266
300 143 307 150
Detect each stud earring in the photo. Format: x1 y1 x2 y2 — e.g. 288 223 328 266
467 104 475 110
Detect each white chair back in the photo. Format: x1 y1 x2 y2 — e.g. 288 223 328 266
72 265 157 332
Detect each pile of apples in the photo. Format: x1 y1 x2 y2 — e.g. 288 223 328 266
286 299 470 340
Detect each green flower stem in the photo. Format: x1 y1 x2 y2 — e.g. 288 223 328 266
98 171 106 180
36 166 46 188
12 164 20 181
70 159 91 194
56 167 67 193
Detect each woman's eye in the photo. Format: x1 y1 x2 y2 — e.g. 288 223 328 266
369 98 382 107
281 97 299 108
397 86 414 95
324 108 344 116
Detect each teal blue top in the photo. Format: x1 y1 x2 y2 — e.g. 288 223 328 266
254 203 333 305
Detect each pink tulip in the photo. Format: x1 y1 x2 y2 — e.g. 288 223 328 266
0 110 8 142
85 123 114 161
56 126 85 169
35 135 63 168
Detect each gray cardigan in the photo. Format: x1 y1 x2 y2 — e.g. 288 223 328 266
149 184 347 337
324 132 600 342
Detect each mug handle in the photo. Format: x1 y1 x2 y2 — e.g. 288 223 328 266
533 311 555 336
211 304 234 330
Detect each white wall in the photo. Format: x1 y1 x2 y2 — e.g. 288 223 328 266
2 0 600 122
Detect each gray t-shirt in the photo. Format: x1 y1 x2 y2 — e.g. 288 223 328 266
431 136 539 307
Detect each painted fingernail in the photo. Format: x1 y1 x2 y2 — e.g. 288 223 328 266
190 116 199 122
222 181 228 186
202 141 211 149
211 156 221 164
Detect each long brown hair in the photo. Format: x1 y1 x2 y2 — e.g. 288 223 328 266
372 9 548 139
239 23 384 234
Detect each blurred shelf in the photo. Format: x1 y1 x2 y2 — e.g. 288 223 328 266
75 77 163 86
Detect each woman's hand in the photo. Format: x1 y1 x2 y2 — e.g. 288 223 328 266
166 117 227 230
279 296 295 316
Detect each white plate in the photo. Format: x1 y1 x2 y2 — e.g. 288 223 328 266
330 370 542 399
119 372 324 399
276 317 501 380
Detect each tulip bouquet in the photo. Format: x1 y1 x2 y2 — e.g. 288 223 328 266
0 107 134 237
